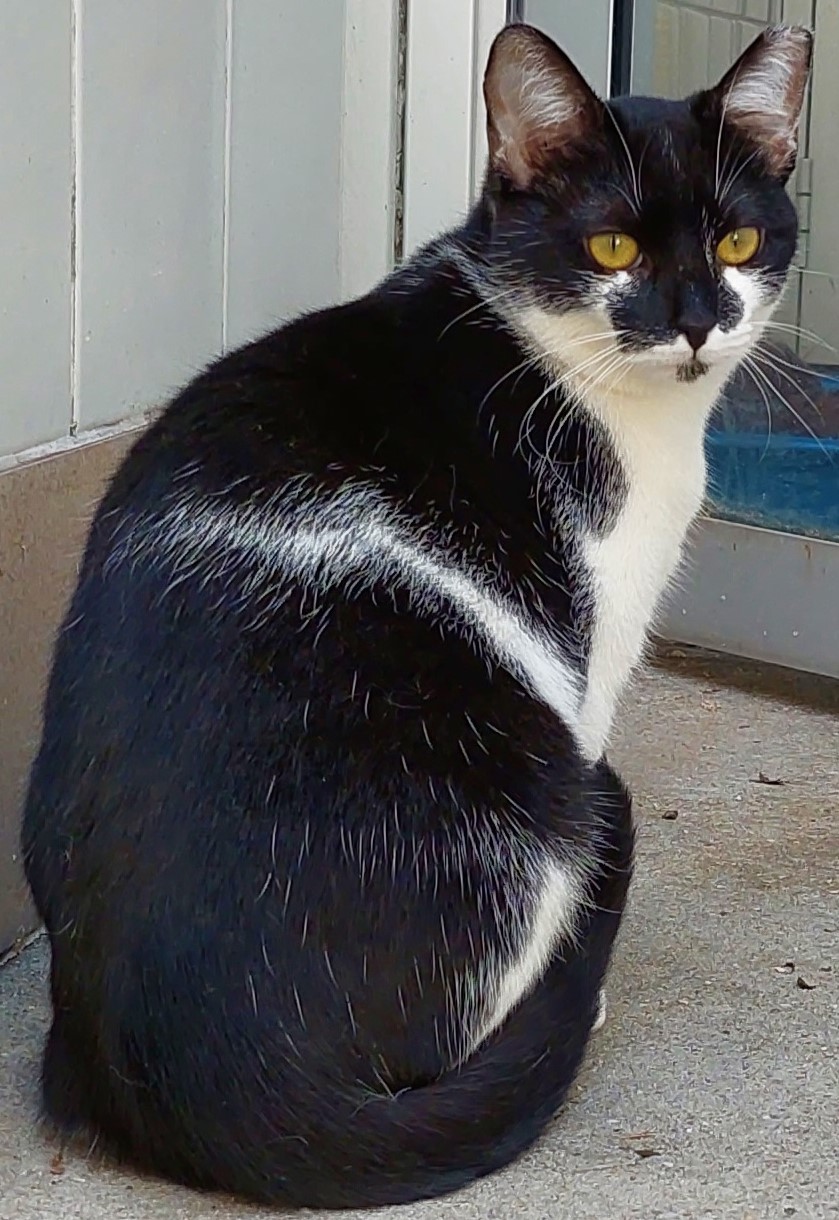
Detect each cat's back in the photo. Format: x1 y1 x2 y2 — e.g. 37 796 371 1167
59 253 537 709
31 255 549 826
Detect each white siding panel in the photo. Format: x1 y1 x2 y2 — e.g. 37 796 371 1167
75 0 227 429
0 3 73 457
225 0 345 349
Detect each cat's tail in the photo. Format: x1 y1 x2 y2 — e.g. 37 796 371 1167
42 784 632 1209
48 891 624 1210
260 775 632 1208
37 766 629 1205
289 902 620 1209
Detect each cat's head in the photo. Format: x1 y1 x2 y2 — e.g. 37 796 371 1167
473 22 812 398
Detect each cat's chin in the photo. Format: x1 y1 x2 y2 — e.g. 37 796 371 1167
624 351 713 384
676 357 710 384
627 345 745 388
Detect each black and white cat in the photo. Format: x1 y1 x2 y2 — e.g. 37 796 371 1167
22 22 810 1209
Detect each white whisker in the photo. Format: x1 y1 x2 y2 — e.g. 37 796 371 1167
718 145 761 207
739 359 774 461
795 266 836 281
744 354 833 461
604 105 641 213
477 354 544 420
760 322 837 356
438 287 521 339
752 343 827 425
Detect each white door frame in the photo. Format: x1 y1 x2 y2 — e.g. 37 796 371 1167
401 0 508 257
400 0 618 257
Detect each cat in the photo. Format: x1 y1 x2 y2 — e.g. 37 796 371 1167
21 20 810 1209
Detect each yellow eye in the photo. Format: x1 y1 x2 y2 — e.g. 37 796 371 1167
587 232 641 272
717 227 762 266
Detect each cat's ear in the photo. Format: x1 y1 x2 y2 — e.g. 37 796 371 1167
706 25 812 180
484 24 602 190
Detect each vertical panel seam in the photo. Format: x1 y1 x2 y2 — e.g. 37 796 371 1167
392 0 409 265
69 0 81 435
221 0 233 352
467 0 481 202
337 1 352 294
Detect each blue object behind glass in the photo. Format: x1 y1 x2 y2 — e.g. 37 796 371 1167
706 374 839 541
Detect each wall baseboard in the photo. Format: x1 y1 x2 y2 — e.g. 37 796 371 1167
0 423 146 953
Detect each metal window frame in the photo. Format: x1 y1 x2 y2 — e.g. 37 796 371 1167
661 520 839 681
610 0 634 95
614 1 838 679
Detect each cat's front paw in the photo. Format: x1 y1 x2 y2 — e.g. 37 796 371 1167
591 988 607 1033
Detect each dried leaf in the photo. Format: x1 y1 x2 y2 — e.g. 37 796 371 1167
751 771 786 786
796 975 817 990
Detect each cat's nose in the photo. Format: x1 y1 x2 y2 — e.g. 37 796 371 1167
675 286 717 353
680 322 714 353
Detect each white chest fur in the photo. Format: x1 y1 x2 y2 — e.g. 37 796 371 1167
575 380 722 761
513 302 748 761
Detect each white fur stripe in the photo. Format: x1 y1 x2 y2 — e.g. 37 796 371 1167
471 859 583 1051
288 521 583 728
122 482 584 738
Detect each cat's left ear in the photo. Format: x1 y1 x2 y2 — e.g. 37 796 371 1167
484 24 603 190
703 25 813 181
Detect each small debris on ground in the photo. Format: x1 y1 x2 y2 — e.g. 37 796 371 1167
750 771 786 786
661 809 679 821
49 1151 65 1176
774 961 796 973
621 1130 662 1159
796 975 818 990
819 965 832 973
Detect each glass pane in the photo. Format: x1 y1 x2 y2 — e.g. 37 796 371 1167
625 0 838 543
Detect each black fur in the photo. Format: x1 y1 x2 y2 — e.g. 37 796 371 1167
480 81 800 361
22 251 633 1207
21 20 806 1210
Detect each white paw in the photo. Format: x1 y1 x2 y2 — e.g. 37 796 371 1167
592 988 607 1033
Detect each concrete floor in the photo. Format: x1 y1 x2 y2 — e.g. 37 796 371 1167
1 647 837 1219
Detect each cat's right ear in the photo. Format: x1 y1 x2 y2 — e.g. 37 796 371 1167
484 24 602 190
703 25 812 180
